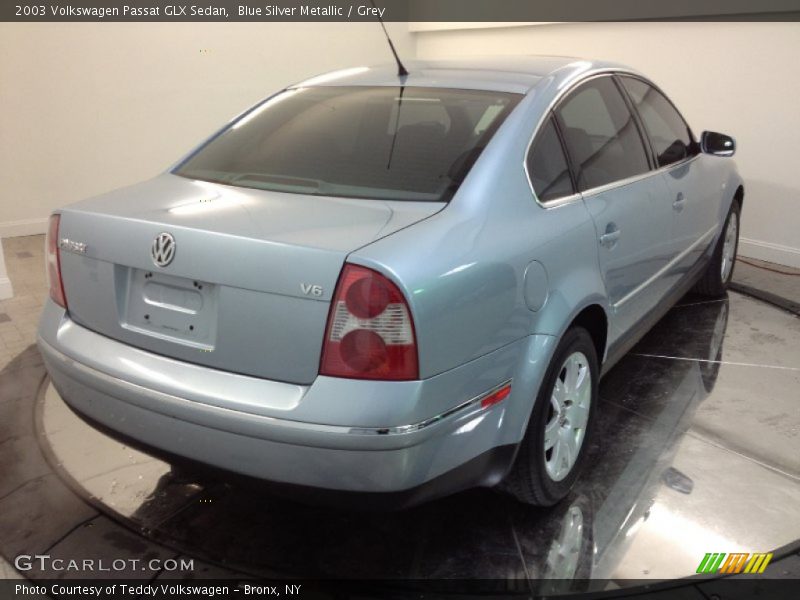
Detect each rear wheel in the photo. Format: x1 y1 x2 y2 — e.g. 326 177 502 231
501 327 598 506
694 200 740 297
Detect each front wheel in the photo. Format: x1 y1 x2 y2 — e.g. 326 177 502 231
694 199 741 297
501 327 598 506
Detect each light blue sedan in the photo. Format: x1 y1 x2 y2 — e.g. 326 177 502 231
38 57 742 507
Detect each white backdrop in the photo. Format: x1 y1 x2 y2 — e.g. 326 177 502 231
1 21 798 267
415 21 800 267
0 22 413 237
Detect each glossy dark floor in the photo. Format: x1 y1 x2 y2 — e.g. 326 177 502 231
1 291 799 589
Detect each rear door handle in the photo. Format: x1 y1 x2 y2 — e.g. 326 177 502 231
673 192 686 212
600 227 621 248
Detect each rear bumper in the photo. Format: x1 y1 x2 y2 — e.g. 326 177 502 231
37 300 556 500
60 397 518 509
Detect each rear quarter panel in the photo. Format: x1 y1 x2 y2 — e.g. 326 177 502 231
350 84 610 380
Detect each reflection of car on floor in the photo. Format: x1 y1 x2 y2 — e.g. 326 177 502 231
533 299 730 585
591 300 729 580
38 56 743 507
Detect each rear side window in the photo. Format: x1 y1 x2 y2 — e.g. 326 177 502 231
175 86 521 202
620 76 697 168
526 116 574 202
555 76 650 191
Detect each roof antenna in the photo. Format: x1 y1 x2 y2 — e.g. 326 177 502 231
370 0 409 77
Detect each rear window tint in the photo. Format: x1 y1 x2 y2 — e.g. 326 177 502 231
176 86 521 202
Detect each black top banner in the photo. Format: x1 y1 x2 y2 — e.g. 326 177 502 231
3 0 800 22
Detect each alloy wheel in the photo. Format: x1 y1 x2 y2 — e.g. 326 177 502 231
544 351 591 482
720 211 738 282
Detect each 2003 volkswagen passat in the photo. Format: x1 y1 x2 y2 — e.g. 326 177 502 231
38 57 742 507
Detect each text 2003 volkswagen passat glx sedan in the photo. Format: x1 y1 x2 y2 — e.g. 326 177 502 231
38 57 742 507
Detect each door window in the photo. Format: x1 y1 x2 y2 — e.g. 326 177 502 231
526 115 574 202
620 76 697 168
555 76 650 191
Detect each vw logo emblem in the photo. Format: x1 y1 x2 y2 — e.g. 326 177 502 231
151 232 176 267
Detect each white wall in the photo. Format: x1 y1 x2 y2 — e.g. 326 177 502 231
416 22 800 267
0 22 413 237
2 22 798 268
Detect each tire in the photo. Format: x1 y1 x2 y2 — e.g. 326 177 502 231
501 327 598 506
694 199 741 297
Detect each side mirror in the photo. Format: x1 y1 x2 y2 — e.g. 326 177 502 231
701 131 736 157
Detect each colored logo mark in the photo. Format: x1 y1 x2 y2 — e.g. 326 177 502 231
696 552 773 574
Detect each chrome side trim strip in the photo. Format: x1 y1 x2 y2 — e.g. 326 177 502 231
581 155 701 199
612 225 717 310
579 170 656 198
347 379 514 436
526 192 582 210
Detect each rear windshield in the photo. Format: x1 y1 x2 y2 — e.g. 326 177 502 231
175 86 521 202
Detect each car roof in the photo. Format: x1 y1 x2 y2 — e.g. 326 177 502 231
291 56 636 95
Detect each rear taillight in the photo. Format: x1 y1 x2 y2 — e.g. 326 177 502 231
46 214 68 309
320 264 418 380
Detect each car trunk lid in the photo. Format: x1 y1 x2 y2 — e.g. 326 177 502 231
57 174 443 384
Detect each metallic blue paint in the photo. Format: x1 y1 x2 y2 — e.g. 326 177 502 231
38 57 743 499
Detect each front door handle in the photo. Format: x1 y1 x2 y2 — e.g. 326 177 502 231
600 226 621 248
673 192 686 212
